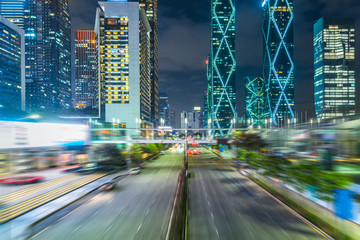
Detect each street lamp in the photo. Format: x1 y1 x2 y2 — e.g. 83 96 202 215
208 118 212 140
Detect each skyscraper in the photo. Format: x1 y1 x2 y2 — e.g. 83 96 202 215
1 0 72 113
245 76 266 126
314 18 356 119
263 0 294 126
0 0 26 28
139 0 158 124
75 30 99 113
95 1 152 128
0 16 25 111
210 0 236 135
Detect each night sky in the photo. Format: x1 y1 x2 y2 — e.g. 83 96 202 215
70 0 360 125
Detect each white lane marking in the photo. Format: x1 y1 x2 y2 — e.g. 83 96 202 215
136 223 143 233
215 227 220 238
71 225 82 233
104 223 113 233
211 212 214 220
145 208 150 216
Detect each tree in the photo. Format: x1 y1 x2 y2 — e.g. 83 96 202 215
231 131 268 152
95 144 126 166
130 144 144 166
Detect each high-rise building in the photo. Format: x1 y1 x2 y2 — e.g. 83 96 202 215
75 30 99 112
0 0 26 28
139 0 158 124
263 0 294 126
245 76 266 126
314 18 356 119
158 92 169 124
0 16 25 111
95 1 152 128
1 0 72 113
181 108 201 130
210 0 236 136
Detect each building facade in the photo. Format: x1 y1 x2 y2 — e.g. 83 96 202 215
0 16 25 111
139 0 158 124
95 1 151 128
210 0 236 136
263 0 294 126
314 18 356 119
0 0 26 28
181 108 201 131
75 30 99 112
245 76 266 126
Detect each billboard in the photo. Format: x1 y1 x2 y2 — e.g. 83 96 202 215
0 121 89 149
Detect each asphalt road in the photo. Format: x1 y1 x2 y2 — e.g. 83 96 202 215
188 149 328 240
33 151 183 240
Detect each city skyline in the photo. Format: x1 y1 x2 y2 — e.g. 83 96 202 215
69 0 360 127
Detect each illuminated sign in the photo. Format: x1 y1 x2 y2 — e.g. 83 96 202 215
111 49 124 54
194 107 201 111
262 0 268 7
0 121 89 149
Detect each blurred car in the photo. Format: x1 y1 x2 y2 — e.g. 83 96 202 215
100 180 116 191
160 151 165 155
193 149 199 155
187 150 193 155
130 167 141 175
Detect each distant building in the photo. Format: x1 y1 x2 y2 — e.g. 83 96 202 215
75 30 99 112
0 16 25 111
314 18 356 119
159 92 169 125
181 107 201 130
263 0 294 125
209 0 236 135
245 77 266 126
95 1 152 127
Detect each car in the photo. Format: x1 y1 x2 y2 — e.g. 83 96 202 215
187 150 193 155
130 167 141 175
100 180 116 191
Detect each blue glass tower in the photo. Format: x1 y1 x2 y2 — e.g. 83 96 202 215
210 0 236 136
0 0 26 28
263 0 294 126
245 77 266 126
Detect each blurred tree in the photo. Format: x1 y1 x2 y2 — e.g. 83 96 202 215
231 131 267 152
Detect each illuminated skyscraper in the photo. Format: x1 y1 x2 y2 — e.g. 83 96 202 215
0 16 25 111
139 0 158 124
75 30 99 112
314 18 356 119
95 1 152 127
1 0 72 113
263 0 294 126
245 76 266 126
210 0 236 136
0 0 25 28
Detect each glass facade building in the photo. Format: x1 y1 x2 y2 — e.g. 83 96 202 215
0 0 26 28
75 30 99 112
210 0 236 136
139 0 158 124
0 16 25 111
1 0 72 113
314 18 356 119
263 0 294 126
245 76 266 126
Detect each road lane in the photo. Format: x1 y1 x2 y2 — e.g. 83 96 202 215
34 151 183 240
188 149 327 240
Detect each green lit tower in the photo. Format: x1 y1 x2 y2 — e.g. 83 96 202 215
263 0 294 126
245 77 266 126
210 0 236 136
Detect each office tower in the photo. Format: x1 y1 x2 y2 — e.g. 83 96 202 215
245 76 266 126
210 0 236 135
158 92 169 124
263 0 294 126
314 18 356 119
95 1 151 128
170 108 175 128
1 0 72 113
181 108 201 130
0 16 25 111
75 30 99 113
0 0 25 28
139 0 158 124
